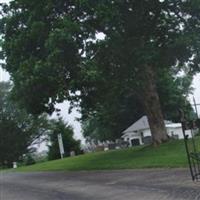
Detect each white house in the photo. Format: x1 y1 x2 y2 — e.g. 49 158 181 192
121 116 192 146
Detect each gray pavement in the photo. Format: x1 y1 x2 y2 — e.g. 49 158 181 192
0 169 200 200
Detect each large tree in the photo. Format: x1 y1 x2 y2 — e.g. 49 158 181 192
82 68 194 142
1 1 200 145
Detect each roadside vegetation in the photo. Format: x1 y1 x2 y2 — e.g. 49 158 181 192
14 139 193 172
0 82 81 169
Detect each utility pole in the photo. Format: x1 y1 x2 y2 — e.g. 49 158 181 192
193 96 199 118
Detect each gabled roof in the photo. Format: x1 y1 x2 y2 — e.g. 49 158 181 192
122 116 149 134
122 116 176 134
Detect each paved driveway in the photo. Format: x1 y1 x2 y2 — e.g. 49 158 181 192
0 169 200 200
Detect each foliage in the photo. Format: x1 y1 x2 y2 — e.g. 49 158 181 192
1 1 200 144
0 82 49 167
23 154 36 166
0 0 85 114
48 118 81 160
82 68 194 141
157 69 195 121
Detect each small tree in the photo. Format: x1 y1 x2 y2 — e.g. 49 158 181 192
0 82 49 168
48 119 81 160
23 153 36 166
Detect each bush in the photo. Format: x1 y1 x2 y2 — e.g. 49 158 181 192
23 154 36 166
48 119 81 160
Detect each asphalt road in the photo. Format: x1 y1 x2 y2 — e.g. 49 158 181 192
0 169 200 200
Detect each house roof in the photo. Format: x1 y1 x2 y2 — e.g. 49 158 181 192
122 116 179 135
122 116 149 134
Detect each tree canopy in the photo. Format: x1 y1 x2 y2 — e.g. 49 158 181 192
1 0 200 145
82 68 194 142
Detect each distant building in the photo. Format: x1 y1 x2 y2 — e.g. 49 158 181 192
121 116 192 146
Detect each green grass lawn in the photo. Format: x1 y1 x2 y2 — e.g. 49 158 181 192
13 139 193 172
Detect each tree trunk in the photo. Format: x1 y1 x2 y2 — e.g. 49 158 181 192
141 66 168 146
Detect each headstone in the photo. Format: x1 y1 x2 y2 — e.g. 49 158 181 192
70 151 75 157
95 146 104 152
13 162 17 169
104 147 109 151
108 143 116 150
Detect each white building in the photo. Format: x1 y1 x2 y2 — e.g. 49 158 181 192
121 116 192 146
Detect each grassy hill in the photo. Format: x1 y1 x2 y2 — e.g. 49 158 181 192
13 139 192 172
